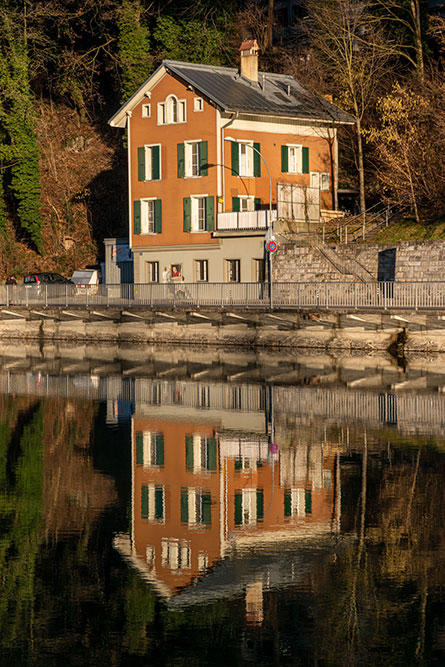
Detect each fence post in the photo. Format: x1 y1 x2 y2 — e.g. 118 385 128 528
45 285 48 307
221 283 224 308
6 285 9 307
245 282 249 307
415 283 418 311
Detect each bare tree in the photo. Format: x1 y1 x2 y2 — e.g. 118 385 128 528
304 0 395 225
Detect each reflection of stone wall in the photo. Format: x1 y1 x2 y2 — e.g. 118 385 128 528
274 240 445 283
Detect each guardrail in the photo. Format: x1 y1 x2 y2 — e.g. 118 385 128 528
0 281 444 310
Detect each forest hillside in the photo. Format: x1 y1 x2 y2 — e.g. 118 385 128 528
0 0 444 279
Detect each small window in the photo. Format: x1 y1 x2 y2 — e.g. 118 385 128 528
157 95 186 124
140 198 161 234
142 103 151 118
239 196 255 212
194 97 203 112
310 172 320 189
191 195 208 231
288 145 302 173
226 259 240 283
147 261 159 283
140 144 161 181
321 172 330 191
195 259 208 282
239 141 254 177
253 258 265 282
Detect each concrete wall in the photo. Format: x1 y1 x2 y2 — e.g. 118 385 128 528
273 240 445 283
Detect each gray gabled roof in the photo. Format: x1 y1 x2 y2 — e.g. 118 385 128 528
164 60 354 124
109 59 355 128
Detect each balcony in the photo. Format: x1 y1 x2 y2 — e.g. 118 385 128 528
216 209 277 233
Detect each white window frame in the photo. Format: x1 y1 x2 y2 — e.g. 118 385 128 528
287 144 303 174
195 259 208 282
157 95 186 125
238 195 255 212
252 258 265 282
191 194 207 232
141 103 151 118
193 97 204 112
140 197 157 234
321 172 330 191
226 259 241 283
310 172 320 189
147 261 159 283
144 143 161 181
184 140 202 178
239 140 254 177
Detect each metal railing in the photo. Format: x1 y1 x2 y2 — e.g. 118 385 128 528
1 281 445 310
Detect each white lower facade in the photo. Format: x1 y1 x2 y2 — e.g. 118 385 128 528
132 235 266 284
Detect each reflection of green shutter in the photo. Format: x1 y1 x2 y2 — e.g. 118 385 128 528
154 199 162 233
254 197 261 210
231 141 239 175
180 488 188 523
185 435 193 470
232 196 240 212
256 490 264 520
152 145 160 180
141 485 148 519
155 487 164 519
234 458 242 470
200 140 208 176
138 147 145 180
235 492 242 525
177 142 185 177
155 433 164 466
281 145 288 172
305 489 312 514
183 197 191 232
207 437 217 470
253 142 261 177
302 147 309 174
205 196 214 231
202 492 211 525
136 432 143 465
133 200 141 235
284 491 291 517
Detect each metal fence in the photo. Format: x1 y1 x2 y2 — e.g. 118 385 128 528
1 281 445 310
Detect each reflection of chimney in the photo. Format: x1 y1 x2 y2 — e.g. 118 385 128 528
239 39 259 83
245 581 264 625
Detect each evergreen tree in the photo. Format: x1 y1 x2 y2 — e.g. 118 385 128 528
117 0 152 103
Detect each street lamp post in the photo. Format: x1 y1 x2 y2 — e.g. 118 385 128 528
224 137 274 309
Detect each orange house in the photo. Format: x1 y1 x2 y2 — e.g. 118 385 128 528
109 40 354 284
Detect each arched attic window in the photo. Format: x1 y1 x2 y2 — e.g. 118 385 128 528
157 94 186 125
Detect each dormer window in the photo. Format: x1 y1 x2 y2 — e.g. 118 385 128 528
158 95 186 125
194 97 203 112
141 103 151 118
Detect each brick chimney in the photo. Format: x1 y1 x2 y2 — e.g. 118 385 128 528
239 39 259 83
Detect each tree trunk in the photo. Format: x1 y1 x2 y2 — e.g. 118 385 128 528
410 0 424 80
355 115 367 232
266 0 274 49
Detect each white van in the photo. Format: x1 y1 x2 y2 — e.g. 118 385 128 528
70 269 100 294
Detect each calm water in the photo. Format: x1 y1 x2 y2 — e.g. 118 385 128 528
0 345 444 666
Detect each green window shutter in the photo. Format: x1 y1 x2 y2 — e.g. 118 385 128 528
205 196 214 231
154 199 162 233
234 492 242 525
256 490 264 521
302 146 309 174
183 197 191 232
234 458 242 471
177 142 185 178
232 196 240 212
254 197 261 210
253 142 261 177
185 435 193 470
207 437 217 471
155 487 164 519
133 200 141 235
152 145 160 180
231 141 239 175
155 433 164 466
281 145 288 173
284 491 291 517
180 488 189 523
136 432 143 465
305 489 312 514
141 485 148 519
200 141 208 176
202 492 211 526
138 146 145 181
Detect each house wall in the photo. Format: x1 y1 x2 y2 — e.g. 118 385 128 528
273 240 445 283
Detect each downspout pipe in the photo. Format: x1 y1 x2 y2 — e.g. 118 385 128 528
221 112 238 212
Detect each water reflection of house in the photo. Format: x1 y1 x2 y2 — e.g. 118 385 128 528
114 403 341 615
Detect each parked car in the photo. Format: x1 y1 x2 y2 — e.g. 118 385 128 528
70 269 100 294
24 272 74 287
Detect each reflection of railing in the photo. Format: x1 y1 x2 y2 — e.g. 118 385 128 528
217 209 277 231
2 281 445 310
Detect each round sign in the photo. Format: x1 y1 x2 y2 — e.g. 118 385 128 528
270 443 279 454
267 240 277 253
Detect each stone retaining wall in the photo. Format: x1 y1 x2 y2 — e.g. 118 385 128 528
273 240 445 283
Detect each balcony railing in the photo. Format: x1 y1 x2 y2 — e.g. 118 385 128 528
217 209 277 231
